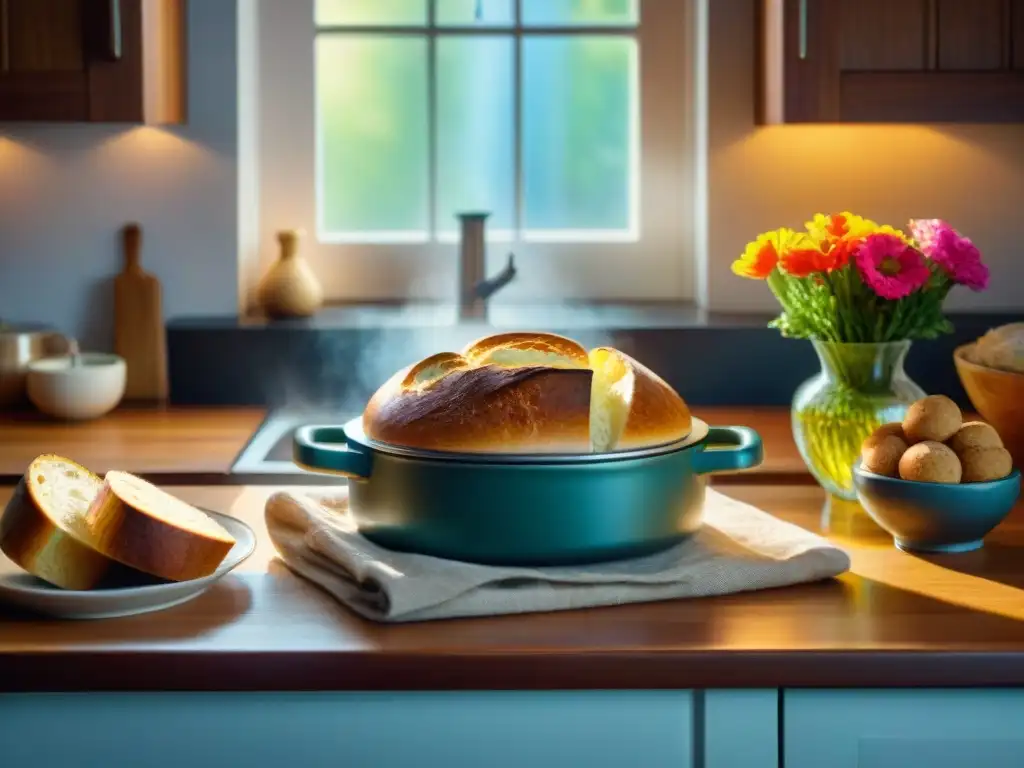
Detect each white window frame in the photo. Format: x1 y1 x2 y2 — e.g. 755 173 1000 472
256 0 694 302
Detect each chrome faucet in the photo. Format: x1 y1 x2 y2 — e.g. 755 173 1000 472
457 212 517 322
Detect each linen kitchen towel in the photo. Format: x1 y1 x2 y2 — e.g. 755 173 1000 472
265 488 851 623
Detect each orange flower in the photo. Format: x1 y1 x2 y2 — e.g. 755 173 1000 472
779 244 836 277
732 228 813 279
825 237 858 270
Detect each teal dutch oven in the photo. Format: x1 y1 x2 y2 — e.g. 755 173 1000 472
294 416 763 566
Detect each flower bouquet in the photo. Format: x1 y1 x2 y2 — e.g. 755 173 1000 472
733 212 990 499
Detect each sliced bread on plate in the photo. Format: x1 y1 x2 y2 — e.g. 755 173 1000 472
85 471 237 582
0 455 118 590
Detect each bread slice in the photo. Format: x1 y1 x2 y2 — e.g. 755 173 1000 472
589 347 692 452
0 455 119 590
83 471 236 582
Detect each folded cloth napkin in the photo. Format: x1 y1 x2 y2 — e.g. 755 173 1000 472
264 488 851 623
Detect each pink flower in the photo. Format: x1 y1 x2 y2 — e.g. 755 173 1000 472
909 218 944 252
909 218 990 291
854 233 931 300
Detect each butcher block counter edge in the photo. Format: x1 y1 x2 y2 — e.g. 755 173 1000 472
5 649 1024 693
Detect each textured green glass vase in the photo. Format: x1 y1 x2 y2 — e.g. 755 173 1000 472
792 341 927 501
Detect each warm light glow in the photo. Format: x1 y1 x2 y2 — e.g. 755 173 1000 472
846 545 1024 624
89 126 214 179
716 122 1024 239
0 135 58 209
734 123 1021 189
0 134 53 166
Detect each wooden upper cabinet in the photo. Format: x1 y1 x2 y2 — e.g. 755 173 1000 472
759 0 1024 123
0 0 186 123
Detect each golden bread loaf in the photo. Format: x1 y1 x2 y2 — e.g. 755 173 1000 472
82 471 236 582
0 455 121 590
363 332 691 454
364 357 594 453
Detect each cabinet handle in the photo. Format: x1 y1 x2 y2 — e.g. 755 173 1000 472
107 0 122 60
798 0 808 60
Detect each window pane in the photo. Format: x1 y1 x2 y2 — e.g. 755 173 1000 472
436 37 515 237
317 37 429 236
436 0 513 26
315 0 426 26
522 36 636 234
521 0 637 26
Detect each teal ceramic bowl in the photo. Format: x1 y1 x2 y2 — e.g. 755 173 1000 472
293 416 763 566
853 460 1021 554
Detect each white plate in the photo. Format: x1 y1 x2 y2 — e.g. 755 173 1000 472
0 510 256 620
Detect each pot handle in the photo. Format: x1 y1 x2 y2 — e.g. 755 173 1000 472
693 426 764 475
293 425 373 480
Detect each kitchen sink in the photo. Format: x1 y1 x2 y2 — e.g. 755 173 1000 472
230 408 356 484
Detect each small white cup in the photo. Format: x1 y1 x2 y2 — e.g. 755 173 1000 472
26 353 127 420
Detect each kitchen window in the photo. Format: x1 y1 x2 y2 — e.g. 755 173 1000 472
256 0 695 301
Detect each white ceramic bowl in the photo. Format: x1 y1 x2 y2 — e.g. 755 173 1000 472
26 353 126 420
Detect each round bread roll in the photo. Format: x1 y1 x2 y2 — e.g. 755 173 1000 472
861 434 907 477
0 455 118 590
947 421 1003 455
589 347 692 452
902 395 962 444
898 441 962 484
863 422 906 447
959 446 1013 483
461 331 590 369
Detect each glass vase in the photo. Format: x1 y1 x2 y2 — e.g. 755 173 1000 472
792 340 926 501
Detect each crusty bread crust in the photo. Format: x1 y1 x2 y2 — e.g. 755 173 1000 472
461 331 589 368
84 471 236 582
0 455 117 590
365 364 593 453
402 351 470 387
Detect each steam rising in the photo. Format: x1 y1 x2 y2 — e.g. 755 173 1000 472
274 250 623 417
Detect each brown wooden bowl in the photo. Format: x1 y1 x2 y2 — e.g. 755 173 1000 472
954 343 1024 468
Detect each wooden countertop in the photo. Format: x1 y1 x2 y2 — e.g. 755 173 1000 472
0 407 266 482
0 405 806 483
3 482 1024 692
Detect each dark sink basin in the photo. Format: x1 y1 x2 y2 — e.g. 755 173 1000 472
230 408 356 484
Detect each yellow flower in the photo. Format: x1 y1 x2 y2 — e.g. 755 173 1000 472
874 223 911 242
732 227 817 279
805 211 911 255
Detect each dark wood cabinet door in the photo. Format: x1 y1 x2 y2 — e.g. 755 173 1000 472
0 0 92 119
0 0 184 123
760 0 1024 123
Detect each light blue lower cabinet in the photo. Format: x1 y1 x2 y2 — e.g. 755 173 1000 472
703 689 779 768
0 690 696 768
784 689 1024 768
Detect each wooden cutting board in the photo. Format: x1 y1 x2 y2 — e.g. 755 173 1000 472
114 223 169 402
